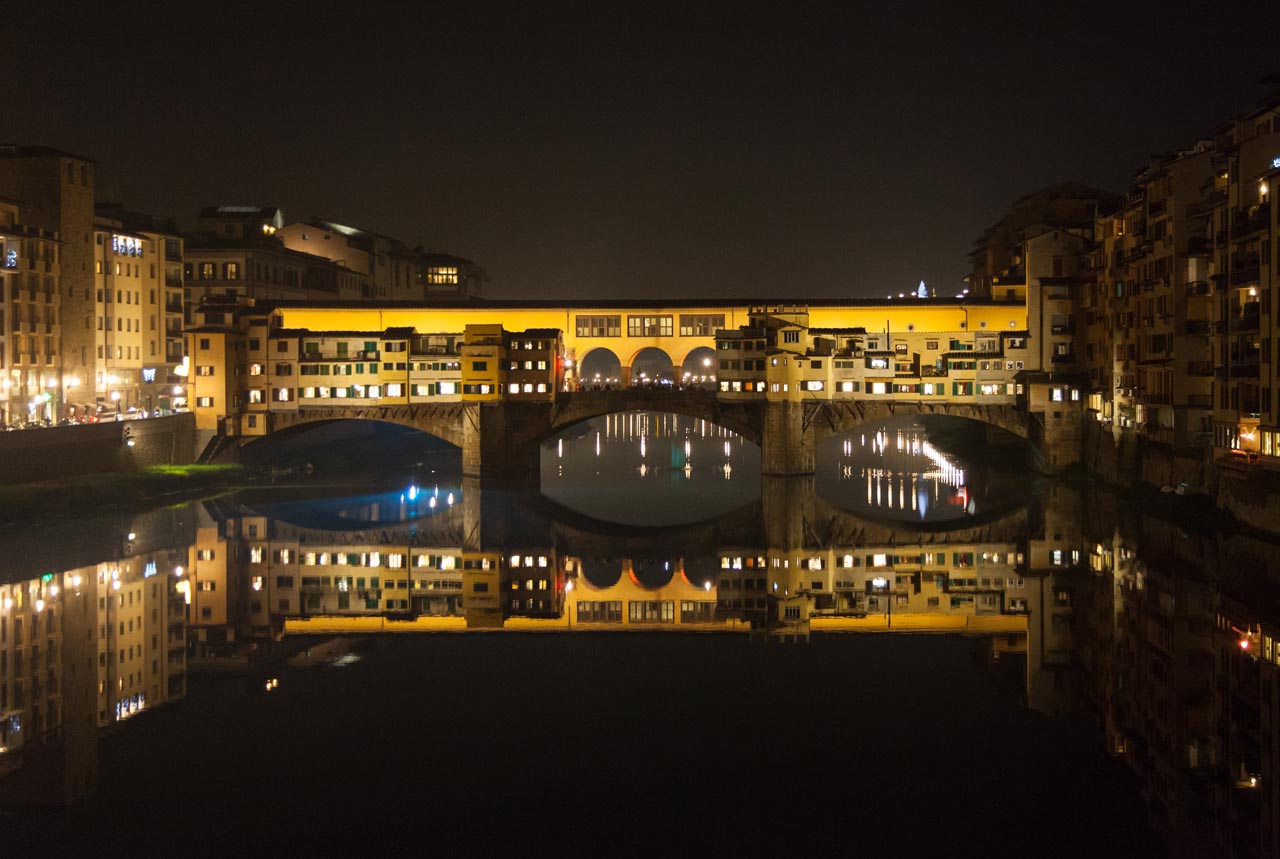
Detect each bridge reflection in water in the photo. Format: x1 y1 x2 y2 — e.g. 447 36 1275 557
4 477 1280 858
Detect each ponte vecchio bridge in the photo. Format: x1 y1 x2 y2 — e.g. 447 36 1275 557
187 297 1086 475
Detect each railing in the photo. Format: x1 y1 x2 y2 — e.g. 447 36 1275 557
1185 281 1210 296
300 350 381 362
1185 394 1213 407
1186 362 1214 377
1184 320 1211 335
1231 313 1260 333
1228 266 1259 286
1231 209 1270 240
1123 243 1151 262
1230 361 1260 378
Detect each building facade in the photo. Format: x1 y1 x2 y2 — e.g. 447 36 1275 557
0 147 95 424
0 197 64 425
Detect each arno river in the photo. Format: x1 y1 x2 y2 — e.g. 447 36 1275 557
2 412 1273 857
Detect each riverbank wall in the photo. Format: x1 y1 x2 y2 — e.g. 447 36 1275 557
0 413 195 484
1082 421 1280 536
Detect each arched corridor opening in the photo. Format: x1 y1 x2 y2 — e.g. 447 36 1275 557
578 348 623 389
680 346 717 390
629 347 675 387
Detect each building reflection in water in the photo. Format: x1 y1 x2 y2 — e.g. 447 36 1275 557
0 526 188 806
4 441 1280 858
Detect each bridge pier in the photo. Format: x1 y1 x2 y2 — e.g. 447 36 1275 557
462 401 555 479
760 402 815 476
761 475 817 549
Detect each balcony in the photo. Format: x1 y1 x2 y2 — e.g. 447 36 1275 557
1186 362 1214 377
1230 359 1260 379
165 274 182 287
1123 242 1151 262
1051 352 1076 364
1229 265 1260 287
1148 198 1168 217
992 268 1025 286
164 300 183 314
301 350 380 362
1185 394 1213 408
1184 319 1211 335
1184 236 1214 255
1231 304 1261 332
1185 280 1210 296
1231 204 1270 240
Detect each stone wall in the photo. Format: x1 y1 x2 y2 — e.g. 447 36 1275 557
0 413 195 484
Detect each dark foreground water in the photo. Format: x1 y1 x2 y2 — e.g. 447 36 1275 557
0 412 1272 857
14 636 1154 858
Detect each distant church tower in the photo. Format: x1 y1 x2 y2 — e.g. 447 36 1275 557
917 280 929 298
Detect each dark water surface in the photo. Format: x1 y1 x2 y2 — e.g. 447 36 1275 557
1 413 1271 857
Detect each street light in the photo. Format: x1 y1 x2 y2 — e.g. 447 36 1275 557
564 579 574 629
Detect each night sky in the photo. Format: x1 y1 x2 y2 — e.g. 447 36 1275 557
9 1 1280 300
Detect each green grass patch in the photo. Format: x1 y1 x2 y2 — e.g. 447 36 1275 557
0 464 252 523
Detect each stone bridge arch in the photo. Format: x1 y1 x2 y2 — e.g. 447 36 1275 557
542 390 763 447
258 404 470 449
805 400 1032 446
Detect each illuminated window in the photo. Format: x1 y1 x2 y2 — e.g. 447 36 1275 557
575 315 621 337
247 389 263 404
627 315 673 337
427 266 459 285
679 314 725 336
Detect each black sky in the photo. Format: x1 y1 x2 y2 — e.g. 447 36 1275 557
8 1 1280 300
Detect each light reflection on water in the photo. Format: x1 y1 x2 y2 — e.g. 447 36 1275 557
816 423 986 523
247 483 461 529
541 412 1027 526
539 411 760 526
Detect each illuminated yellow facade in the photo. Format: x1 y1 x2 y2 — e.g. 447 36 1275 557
266 299 1031 378
191 296 1067 439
